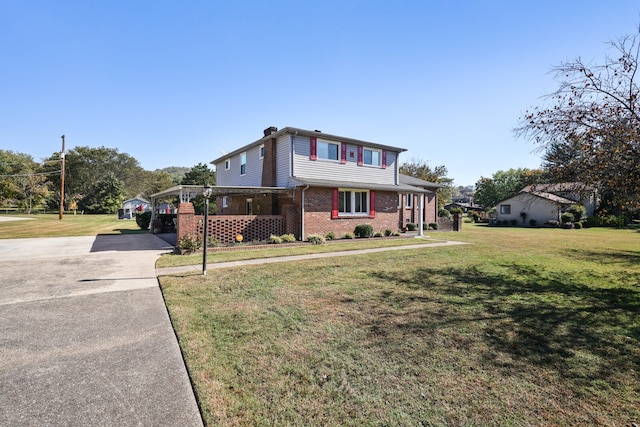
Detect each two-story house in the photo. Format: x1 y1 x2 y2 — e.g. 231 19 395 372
211 126 438 240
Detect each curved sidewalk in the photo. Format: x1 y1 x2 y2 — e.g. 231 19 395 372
156 240 468 276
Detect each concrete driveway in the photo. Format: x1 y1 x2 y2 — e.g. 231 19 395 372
0 234 203 426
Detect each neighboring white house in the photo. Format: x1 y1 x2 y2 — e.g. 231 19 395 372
493 183 598 226
119 197 150 220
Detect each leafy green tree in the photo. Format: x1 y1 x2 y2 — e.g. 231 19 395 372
516 25 640 212
474 168 544 208
181 163 217 214
400 157 453 207
42 146 147 207
0 150 51 212
80 173 126 213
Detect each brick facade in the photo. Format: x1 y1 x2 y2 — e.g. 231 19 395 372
302 187 400 238
196 214 285 244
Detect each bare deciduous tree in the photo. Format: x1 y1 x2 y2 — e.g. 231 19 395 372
516 25 640 212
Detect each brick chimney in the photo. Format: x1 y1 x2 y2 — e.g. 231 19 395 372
263 126 278 137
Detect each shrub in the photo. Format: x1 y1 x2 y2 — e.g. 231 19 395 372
568 204 587 222
391 231 402 236
449 207 463 215
269 235 282 244
208 236 219 247
135 211 152 230
307 234 326 245
561 212 575 224
373 231 383 237
471 212 480 223
529 219 537 227
502 220 509 226
280 234 296 243
178 233 202 253
384 229 393 236
428 222 438 230
510 219 518 226
354 224 374 238
325 231 336 241
438 208 451 218
574 221 583 229
545 220 560 228
343 232 355 239
406 222 417 231
604 214 626 227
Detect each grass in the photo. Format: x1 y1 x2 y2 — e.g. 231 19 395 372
0 213 143 238
160 224 640 426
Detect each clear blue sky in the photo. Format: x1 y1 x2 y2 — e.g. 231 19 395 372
1 1 639 186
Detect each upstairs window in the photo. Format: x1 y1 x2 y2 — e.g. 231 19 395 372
240 152 247 175
363 148 381 166
317 140 339 161
259 144 264 159
225 159 230 170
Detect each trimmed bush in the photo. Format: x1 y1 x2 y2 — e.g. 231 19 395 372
135 211 152 230
307 234 326 245
545 220 560 228
280 234 296 243
510 219 518 226
343 232 355 239
406 222 417 231
392 231 402 236
269 235 282 244
325 232 336 241
208 236 219 247
529 219 537 227
354 224 374 238
574 221 583 229
178 233 202 253
373 231 383 237
428 222 438 230
568 204 587 222
384 229 393 237
561 212 575 224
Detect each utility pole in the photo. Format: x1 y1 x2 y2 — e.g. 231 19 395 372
59 135 66 220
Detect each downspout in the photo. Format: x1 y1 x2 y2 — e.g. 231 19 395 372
300 185 309 241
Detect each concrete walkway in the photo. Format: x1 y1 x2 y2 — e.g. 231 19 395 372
156 240 468 276
0 234 203 426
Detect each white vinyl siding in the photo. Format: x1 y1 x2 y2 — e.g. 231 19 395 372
215 144 264 186
292 135 397 185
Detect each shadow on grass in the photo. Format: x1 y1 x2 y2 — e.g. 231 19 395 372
369 264 640 388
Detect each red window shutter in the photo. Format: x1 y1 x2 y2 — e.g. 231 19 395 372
331 188 339 219
382 150 387 169
357 145 363 166
310 137 317 160
369 190 376 218
340 143 347 164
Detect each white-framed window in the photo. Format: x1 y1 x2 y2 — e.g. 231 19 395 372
405 193 413 208
317 140 340 161
222 196 228 208
363 148 381 166
225 159 230 170
240 152 247 175
339 190 369 215
500 204 511 214
259 144 264 159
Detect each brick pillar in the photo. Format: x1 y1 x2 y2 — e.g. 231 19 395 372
177 202 196 242
453 213 462 231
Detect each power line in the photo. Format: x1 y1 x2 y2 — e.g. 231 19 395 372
0 170 62 178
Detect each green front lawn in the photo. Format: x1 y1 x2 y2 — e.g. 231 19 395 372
160 224 640 426
0 213 143 238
